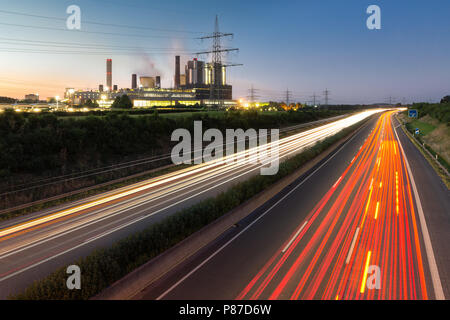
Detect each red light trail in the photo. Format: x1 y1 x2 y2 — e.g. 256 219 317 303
237 111 429 300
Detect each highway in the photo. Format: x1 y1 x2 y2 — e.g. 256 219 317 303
138 111 449 300
0 110 382 298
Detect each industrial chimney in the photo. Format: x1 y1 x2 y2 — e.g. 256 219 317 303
106 59 112 90
132 74 137 89
174 56 180 88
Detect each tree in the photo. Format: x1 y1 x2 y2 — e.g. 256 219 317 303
120 95 133 109
111 95 133 109
440 96 450 104
85 99 99 108
0 96 17 104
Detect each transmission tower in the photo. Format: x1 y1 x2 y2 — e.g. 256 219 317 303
247 85 260 103
310 92 319 106
285 88 292 105
385 96 395 105
323 88 330 106
196 15 241 108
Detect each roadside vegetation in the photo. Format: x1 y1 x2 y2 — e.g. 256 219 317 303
11 119 368 300
399 101 450 187
0 108 357 178
409 101 450 124
407 119 436 136
402 102 450 170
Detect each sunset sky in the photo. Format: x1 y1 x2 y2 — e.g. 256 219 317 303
0 0 449 104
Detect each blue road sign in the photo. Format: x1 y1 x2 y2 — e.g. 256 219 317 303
409 109 418 118
415 128 420 135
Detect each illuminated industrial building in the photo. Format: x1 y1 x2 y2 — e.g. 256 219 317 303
182 58 232 100
24 94 39 102
67 55 236 108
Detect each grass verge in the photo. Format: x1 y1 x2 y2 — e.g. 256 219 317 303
406 119 437 136
398 116 450 188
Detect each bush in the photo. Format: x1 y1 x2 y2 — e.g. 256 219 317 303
409 102 450 125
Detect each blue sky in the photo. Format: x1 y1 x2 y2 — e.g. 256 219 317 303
0 0 449 104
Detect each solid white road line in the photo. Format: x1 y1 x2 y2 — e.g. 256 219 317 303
345 227 360 264
0 132 342 282
156 120 371 300
394 116 445 300
282 221 308 253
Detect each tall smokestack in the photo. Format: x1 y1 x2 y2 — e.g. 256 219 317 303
156 76 161 89
106 59 112 90
175 56 180 88
132 74 137 89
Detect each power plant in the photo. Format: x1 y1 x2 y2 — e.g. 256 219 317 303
67 17 238 109
69 55 235 108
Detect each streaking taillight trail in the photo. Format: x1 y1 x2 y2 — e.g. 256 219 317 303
237 111 428 300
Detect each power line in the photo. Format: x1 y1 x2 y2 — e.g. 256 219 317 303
384 96 398 105
0 37 201 57
83 0 198 15
0 9 203 34
0 37 200 51
0 48 196 56
0 22 194 40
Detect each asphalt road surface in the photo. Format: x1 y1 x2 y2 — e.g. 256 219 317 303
0 110 381 298
138 111 449 300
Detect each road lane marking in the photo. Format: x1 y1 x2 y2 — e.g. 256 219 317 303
394 116 445 300
1 124 369 284
1 129 336 252
360 250 372 294
0 112 378 240
156 120 374 300
374 201 380 220
282 221 308 253
346 227 360 264
332 176 342 188
396 171 399 215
